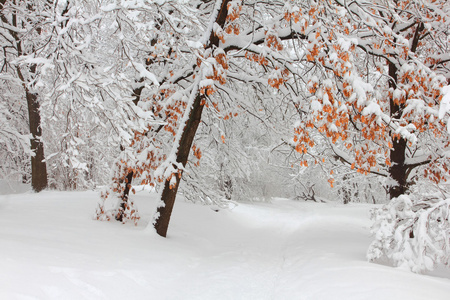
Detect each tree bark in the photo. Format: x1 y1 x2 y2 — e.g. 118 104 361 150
153 0 231 237
26 87 48 192
116 170 134 222
388 22 427 199
154 94 206 237
388 61 407 199
389 137 407 199
17 64 48 192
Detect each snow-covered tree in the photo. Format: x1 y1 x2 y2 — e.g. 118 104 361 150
94 0 202 224
278 0 450 271
1 0 155 192
0 0 50 191
39 0 151 190
289 0 450 199
0 86 30 181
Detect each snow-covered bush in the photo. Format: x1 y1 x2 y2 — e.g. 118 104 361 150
368 194 450 273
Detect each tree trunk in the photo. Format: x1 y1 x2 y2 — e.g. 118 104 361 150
153 0 231 237
18 64 48 192
116 170 134 222
26 86 48 192
154 94 205 237
388 61 407 199
389 138 407 199
388 22 426 200
115 84 145 222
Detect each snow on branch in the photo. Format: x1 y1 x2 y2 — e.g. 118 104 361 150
439 85 450 133
132 62 160 86
368 194 450 273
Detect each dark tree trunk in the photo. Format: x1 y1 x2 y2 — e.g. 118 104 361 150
154 0 231 237
18 65 48 192
389 138 407 199
388 61 407 199
27 91 48 192
154 94 206 237
387 22 426 200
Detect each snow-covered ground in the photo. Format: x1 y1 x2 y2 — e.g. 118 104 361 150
0 188 449 299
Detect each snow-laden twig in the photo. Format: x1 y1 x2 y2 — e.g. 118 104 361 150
368 194 450 273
